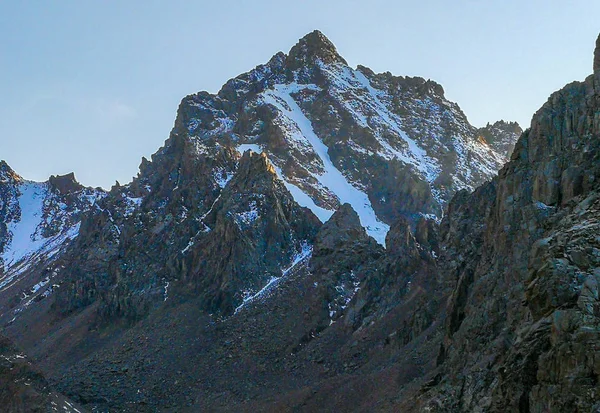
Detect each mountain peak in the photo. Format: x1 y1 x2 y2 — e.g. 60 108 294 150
477 120 522 159
490 119 522 132
287 30 347 69
594 33 600 72
0 160 11 172
0 160 21 183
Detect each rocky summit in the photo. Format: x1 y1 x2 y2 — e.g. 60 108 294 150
477 120 523 159
1 30 598 413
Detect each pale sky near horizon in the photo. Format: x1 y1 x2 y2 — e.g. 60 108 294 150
1 1 599 189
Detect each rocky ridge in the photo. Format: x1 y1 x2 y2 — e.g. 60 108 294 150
410 37 600 412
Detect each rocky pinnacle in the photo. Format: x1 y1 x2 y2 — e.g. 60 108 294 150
595 33 600 72
287 30 348 69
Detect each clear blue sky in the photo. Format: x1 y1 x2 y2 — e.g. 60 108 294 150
1 1 599 189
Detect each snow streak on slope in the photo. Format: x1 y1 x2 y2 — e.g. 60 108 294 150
2 183 48 268
261 84 390 245
234 243 312 315
0 182 84 289
319 63 442 182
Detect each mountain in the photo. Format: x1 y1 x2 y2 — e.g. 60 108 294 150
3 30 582 412
0 30 518 325
0 163 104 274
178 30 516 234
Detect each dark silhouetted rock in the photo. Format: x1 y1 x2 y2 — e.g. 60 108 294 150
48 172 84 195
595 33 600 72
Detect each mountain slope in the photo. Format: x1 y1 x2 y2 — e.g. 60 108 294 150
0 334 84 412
0 163 105 323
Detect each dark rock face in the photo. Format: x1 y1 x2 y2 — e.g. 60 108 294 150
48 173 84 195
595 33 600 72
180 151 321 314
308 203 384 325
287 30 348 70
412 69 600 412
51 144 320 321
344 214 441 350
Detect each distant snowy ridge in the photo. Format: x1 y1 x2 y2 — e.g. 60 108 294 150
0 177 104 287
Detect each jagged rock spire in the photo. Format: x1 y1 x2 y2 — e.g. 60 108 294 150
48 172 83 194
594 33 600 72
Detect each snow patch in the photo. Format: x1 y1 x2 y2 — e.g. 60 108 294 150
235 201 260 226
0 223 80 292
123 195 143 217
270 164 333 223
234 242 312 314
163 281 170 302
261 84 389 245
214 169 234 189
1 183 48 268
238 144 262 154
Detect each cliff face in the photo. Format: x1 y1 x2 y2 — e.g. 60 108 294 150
414 49 600 412
594 33 600 73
